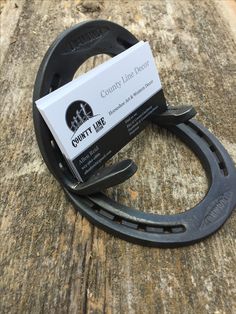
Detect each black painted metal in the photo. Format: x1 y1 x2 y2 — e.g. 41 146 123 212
33 20 236 247
151 105 196 125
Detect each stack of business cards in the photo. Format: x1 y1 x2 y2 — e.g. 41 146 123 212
36 41 165 181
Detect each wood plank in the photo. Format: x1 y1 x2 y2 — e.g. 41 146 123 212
0 0 25 67
1 0 235 313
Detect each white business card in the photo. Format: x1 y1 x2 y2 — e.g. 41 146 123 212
36 41 164 181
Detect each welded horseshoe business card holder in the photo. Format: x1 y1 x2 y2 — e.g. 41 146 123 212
33 20 236 247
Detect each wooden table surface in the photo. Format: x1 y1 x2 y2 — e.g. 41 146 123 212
1 0 236 313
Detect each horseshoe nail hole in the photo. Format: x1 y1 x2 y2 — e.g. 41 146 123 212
122 220 138 229
209 145 215 152
59 162 64 170
210 149 228 176
197 130 204 137
146 226 164 233
137 224 146 231
113 216 122 224
99 209 114 220
172 225 186 233
219 162 228 176
49 73 61 93
92 206 101 213
50 140 55 149
163 226 172 233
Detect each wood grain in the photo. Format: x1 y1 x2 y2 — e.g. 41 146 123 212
1 0 236 313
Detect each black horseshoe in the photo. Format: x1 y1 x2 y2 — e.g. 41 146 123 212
33 20 236 247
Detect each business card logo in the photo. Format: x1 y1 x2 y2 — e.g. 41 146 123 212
66 100 106 148
66 100 94 133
